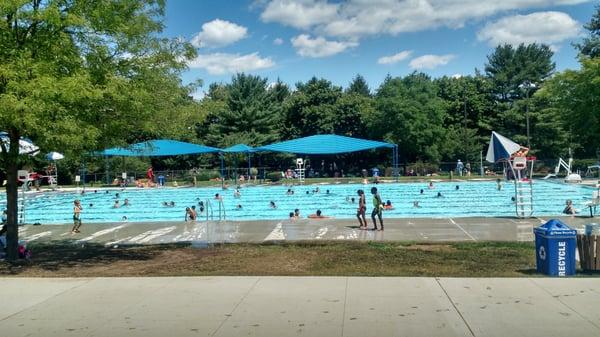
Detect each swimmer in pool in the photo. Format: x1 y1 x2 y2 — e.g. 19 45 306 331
233 189 241 198
436 192 443 198
413 201 421 208
113 200 120 208
269 201 277 209
384 200 394 210
308 210 330 219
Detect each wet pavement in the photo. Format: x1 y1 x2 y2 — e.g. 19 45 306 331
0 277 599 337
15 216 593 246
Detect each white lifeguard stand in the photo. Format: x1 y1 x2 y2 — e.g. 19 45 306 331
295 158 305 183
487 131 535 218
509 155 536 218
17 170 30 224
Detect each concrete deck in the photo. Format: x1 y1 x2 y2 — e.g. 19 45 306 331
0 277 599 337
16 216 593 246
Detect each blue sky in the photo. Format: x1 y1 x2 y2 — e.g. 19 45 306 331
162 0 597 96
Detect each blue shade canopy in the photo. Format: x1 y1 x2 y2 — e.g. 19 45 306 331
257 135 395 155
486 131 522 163
222 144 255 153
100 139 220 157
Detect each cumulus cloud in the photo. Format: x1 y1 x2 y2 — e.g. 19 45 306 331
273 37 284 45
291 34 358 57
409 54 455 70
259 0 589 40
188 52 275 75
477 11 581 49
261 0 339 29
191 19 248 48
377 50 413 65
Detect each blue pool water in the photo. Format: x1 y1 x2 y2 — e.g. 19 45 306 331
7 180 596 224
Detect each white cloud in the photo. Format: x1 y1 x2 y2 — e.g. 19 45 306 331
377 50 413 65
188 52 275 75
273 37 284 45
261 0 339 29
477 11 581 50
191 19 248 48
409 54 455 70
259 0 590 40
291 34 358 58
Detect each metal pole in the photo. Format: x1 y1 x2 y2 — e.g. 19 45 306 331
526 89 531 149
480 151 484 176
248 152 251 180
220 153 224 189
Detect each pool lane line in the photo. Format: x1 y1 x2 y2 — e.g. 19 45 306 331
448 218 476 241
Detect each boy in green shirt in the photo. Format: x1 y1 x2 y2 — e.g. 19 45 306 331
370 187 384 231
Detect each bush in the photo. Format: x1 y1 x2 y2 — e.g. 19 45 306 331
407 161 439 176
197 170 221 181
266 171 281 182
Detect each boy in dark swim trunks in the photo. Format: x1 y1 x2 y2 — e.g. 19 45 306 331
71 200 82 233
356 189 367 229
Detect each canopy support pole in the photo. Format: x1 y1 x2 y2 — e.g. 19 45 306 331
220 153 224 189
248 153 251 181
105 155 110 185
393 145 399 182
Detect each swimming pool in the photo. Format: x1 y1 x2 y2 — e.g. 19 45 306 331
7 180 596 224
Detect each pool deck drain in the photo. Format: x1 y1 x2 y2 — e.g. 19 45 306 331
14 216 592 245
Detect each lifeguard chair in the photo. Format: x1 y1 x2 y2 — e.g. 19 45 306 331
295 158 305 183
487 132 535 218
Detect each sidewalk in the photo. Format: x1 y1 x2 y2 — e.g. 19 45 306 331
17 216 593 246
1 277 598 337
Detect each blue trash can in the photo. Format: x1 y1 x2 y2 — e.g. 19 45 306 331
534 219 577 277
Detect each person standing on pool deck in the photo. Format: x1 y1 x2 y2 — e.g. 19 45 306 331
71 200 83 233
356 189 367 229
370 187 384 231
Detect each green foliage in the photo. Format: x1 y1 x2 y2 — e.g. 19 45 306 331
575 4 600 58
200 73 282 147
346 74 371 96
371 73 447 162
484 43 555 103
536 57 600 157
265 171 281 182
0 0 199 260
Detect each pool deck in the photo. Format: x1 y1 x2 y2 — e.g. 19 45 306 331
16 216 593 246
1 276 599 337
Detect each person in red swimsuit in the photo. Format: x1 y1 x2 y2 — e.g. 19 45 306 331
146 166 154 183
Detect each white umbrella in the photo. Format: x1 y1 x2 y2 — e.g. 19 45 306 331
0 132 39 155
46 152 64 161
486 131 521 163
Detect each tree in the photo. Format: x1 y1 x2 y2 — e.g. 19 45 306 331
282 77 343 138
484 43 554 103
536 57 600 158
200 73 281 147
371 73 447 162
0 0 196 260
346 74 371 97
575 4 600 58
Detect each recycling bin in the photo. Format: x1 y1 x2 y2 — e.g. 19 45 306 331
534 219 577 276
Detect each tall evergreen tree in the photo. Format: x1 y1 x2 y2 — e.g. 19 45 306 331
485 43 554 103
346 74 371 97
575 4 600 58
202 73 280 147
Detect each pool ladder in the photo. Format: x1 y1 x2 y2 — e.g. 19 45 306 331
205 199 226 221
514 179 534 218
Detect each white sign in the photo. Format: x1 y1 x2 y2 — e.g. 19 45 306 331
75 175 80 182
122 172 127 179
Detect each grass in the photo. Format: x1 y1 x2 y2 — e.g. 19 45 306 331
0 241 539 277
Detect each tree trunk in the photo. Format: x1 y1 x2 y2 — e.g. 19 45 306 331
5 129 20 261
